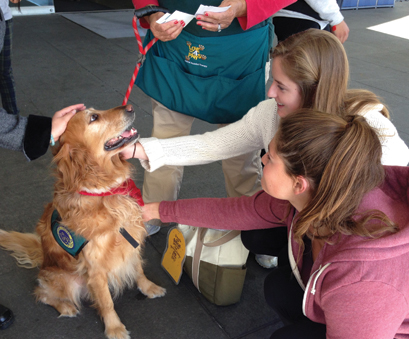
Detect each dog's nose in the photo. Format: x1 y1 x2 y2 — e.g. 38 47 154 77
125 105 134 114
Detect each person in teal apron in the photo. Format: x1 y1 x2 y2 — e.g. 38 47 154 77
132 0 293 235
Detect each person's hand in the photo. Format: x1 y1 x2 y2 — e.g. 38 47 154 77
9 0 22 3
51 104 85 142
196 0 247 32
146 12 185 42
142 202 161 222
331 20 349 44
120 142 148 160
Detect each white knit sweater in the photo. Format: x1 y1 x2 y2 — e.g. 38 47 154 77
139 99 409 172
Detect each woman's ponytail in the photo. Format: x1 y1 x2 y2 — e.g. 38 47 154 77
276 110 397 245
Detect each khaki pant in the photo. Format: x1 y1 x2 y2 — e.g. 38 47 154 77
142 99 262 203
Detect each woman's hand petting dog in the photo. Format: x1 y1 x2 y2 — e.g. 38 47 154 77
142 202 161 222
51 104 86 142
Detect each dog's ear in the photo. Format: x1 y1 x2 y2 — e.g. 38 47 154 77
53 143 96 192
53 143 76 191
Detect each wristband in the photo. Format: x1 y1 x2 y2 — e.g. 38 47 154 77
132 143 137 158
50 134 55 146
331 25 337 32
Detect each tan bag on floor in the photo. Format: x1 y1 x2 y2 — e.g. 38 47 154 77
178 224 249 306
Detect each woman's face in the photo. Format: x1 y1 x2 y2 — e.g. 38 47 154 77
268 57 302 118
261 139 296 201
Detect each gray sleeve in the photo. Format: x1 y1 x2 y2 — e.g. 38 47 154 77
0 108 27 153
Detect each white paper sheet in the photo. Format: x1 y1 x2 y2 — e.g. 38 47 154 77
156 10 195 25
156 5 231 26
195 5 231 16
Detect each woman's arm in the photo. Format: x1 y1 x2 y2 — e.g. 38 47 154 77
133 0 295 32
132 0 159 29
240 0 296 30
197 0 296 31
122 99 279 172
304 0 344 26
0 109 28 153
323 281 406 338
0 104 84 161
144 190 292 231
362 108 409 166
303 0 348 42
132 0 185 41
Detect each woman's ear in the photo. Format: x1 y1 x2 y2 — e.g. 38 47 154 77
294 176 310 195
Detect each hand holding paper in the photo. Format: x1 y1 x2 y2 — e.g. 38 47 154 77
195 0 247 32
156 11 195 26
153 2 245 33
148 11 185 42
155 5 231 26
195 5 231 16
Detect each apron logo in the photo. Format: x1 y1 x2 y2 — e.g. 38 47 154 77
185 41 207 61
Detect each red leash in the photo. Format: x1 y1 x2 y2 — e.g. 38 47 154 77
122 16 158 105
122 7 169 105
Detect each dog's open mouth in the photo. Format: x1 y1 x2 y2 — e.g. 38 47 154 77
104 127 139 151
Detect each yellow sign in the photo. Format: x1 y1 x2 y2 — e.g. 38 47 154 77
161 227 186 285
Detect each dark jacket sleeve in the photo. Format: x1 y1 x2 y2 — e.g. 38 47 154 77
0 108 51 161
23 115 52 161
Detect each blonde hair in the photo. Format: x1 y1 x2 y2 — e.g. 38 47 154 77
275 110 397 245
272 29 390 118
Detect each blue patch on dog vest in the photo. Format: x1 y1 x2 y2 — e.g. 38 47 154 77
51 210 88 257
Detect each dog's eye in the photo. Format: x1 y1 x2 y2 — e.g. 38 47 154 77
90 114 99 123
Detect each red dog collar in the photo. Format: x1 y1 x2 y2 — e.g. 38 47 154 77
78 179 143 249
78 179 144 206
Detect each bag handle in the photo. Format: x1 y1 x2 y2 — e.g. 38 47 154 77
192 228 241 291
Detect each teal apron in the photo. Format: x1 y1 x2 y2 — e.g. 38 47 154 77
136 25 269 124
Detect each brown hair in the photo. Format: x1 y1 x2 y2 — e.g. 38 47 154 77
272 29 390 119
275 110 397 245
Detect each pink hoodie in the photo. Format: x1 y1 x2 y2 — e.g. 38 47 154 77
160 166 409 338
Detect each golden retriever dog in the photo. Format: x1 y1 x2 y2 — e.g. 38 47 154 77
0 105 165 339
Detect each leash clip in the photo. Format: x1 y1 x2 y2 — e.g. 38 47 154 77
136 53 146 65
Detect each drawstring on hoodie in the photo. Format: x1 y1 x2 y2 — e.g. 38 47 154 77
311 263 331 295
302 263 331 316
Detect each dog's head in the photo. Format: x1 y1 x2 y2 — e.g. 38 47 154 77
53 105 139 193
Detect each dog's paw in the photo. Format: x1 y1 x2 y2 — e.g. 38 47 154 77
57 302 79 318
105 323 130 339
142 284 166 299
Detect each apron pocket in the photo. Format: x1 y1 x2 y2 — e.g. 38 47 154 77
136 53 265 124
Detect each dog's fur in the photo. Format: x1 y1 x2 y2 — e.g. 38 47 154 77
0 106 165 339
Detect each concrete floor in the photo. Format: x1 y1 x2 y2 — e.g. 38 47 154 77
0 3 408 338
